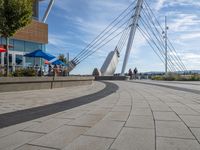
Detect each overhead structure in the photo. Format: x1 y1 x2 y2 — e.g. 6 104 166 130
164 16 168 76
121 0 144 75
65 0 187 75
42 0 55 23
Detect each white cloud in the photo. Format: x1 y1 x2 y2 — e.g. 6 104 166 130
155 0 166 11
180 32 200 40
177 52 200 70
168 14 200 32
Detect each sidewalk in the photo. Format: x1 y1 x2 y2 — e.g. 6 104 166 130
0 81 200 150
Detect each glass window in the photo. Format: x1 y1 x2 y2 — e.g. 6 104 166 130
3 54 10 66
0 37 14 50
1 37 6 45
14 40 25 52
32 0 39 20
25 57 33 67
25 57 41 67
16 55 23 66
25 41 42 52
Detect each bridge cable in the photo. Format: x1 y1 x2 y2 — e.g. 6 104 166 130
137 26 174 72
72 0 137 63
142 5 186 72
138 20 176 72
77 25 131 64
139 14 181 72
141 6 185 72
76 9 135 63
143 0 187 72
73 8 134 63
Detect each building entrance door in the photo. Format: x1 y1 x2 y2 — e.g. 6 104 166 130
0 51 25 72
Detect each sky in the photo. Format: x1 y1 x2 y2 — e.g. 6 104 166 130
40 0 200 74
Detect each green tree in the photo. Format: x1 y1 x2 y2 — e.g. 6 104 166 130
58 54 68 64
0 0 32 76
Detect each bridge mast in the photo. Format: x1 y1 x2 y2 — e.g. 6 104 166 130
42 0 55 23
121 0 143 75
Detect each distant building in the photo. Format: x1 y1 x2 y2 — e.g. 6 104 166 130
0 0 54 71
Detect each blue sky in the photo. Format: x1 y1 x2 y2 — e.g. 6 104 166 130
40 0 200 74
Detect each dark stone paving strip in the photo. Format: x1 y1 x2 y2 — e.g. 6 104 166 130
129 81 200 95
0 81 119 128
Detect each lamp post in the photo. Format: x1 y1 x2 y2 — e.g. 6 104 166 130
163 16 169 76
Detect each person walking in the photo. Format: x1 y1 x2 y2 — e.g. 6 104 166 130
133 67 138 79
128 68 133 79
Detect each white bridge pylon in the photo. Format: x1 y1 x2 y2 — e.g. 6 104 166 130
101 0 143 76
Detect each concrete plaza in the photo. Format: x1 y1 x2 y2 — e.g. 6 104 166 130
0 80 200 150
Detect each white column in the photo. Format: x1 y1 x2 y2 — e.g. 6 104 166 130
23 55 26 68
12 53 16 72
121 0 144 75
42 0 55 23
1 53 4 66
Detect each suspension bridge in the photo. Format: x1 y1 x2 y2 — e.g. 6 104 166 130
66 0 187 75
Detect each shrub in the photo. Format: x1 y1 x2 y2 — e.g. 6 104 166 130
12 68 36 77
0 72 4 77
23 68 36 76
151 74 200 81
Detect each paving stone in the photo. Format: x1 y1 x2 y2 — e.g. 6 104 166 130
32 113 64 122
190 128 200 142
103 111 129 122
156 121 195 139
73 105 98 111
85 120 124 138
0 131 43 150
55 110 88 119
131 108 152 116
116 100 131 106
63 135 114 150
166 102 185 107
0 121 39 138
171 107 200 115
157 137 200 150
111 106 131 112
111 127 155 150
180 115 200 127
87 108 111 116
68 114 103 127
15 144 56 150
151 105 172 112
125 115 154 129
29 125 88 149
23 118 71 133
153 112 181 121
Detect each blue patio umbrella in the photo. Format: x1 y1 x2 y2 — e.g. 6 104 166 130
24 49 55 61
52 59 65 65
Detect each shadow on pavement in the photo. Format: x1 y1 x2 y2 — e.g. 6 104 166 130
0 81 119 128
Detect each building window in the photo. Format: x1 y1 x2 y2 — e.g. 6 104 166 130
16 55 23 66
14 40 25 52
24 41 43 52
32 0 39 20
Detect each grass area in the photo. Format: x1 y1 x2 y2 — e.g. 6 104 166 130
151 74 200 81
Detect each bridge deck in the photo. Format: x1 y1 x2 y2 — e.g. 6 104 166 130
0 80 200 150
